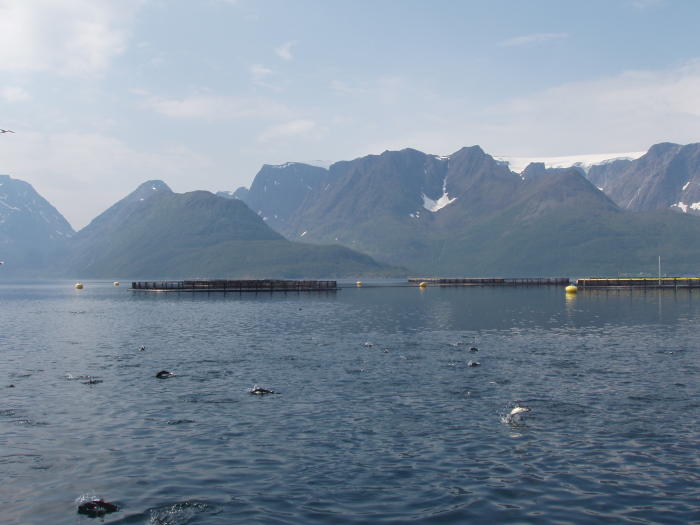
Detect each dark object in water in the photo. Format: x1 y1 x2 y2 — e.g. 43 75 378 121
7 384 14 388
77 499 118 517
467 361 480 367
156 370 175 379
132 279 337 292
83 379 102 385
138 345 145 351
249 385 276 395
469 347 478 352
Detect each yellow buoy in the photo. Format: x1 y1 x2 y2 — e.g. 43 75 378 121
565 285 578 294
113 281 120 286
356 281 363 287
74 282 84 290
418 281 428 288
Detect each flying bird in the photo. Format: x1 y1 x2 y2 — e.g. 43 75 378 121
0 129 15 134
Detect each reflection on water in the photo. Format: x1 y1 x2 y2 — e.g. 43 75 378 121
1 282 699 524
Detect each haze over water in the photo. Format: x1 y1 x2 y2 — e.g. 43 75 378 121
2 282 699 524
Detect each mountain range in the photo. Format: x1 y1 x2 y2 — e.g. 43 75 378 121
57 181 396 279
230 142 700 276
2 141 700 279
587 142 700 215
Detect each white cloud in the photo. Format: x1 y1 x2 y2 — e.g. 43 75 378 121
258 119 325 142
331 80 361 95
0 86 30 102
499 32 569 48
356 60 700 160
274 41 295 60
0 0 142 75
483 59 700 154
250 64 279 88
144 94 296 121
251 64 273 81
0 131 214 229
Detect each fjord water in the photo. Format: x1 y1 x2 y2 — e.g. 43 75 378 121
2 283 699 524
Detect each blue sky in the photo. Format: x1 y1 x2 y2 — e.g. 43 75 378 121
1 0 699 228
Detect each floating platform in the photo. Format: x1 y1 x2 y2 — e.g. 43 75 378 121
408 277 570 286
131 279 338 292
577 278 700 289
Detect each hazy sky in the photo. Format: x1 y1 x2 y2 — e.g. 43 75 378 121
1 0 699 229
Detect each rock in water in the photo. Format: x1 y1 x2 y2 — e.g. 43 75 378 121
249 385 276 395
77 499 118 517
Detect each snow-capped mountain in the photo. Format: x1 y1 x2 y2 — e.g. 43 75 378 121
586 142 700 214
226 143 700 276
496 151 645 175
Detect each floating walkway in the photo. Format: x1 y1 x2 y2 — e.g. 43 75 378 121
131 279 337 292
408 277 570 286
577 278 700 289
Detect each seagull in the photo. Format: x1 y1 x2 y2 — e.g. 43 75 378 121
501 405 532 425
0 129 15 134
509 406 531 416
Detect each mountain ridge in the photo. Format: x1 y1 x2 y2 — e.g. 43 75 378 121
228 142 700 275
60 183 398 279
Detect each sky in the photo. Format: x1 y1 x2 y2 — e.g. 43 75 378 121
1 0 700 229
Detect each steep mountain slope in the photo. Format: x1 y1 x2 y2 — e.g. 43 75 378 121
230 147 700 276
234 146 520 246
64 181 397 279
0 174 74 276
587 142 700 214
430 168 699 276
229 162 330 233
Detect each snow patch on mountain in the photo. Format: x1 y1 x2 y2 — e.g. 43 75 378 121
671 201 689 213
671 201 700 213
422 178 457 212
496 151 645 174
270 160 333 170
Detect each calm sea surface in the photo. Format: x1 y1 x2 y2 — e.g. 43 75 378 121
1 282 699 524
